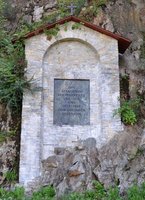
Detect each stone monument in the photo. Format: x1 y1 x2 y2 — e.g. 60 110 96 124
19 16 131 187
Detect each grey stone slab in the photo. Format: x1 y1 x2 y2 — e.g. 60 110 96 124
54 79 90 126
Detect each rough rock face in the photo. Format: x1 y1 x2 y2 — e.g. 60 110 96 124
27 138 99 198
94 126 145 192
0 104 12 132
4 0 57 29
25 130 145 197
0 139 17 185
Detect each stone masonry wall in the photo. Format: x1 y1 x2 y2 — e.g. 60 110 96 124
19 22 122 187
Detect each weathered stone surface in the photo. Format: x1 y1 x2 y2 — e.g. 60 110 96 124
54 147 65 155
139 129 145 150
26 138 99 197
0 139 17 185
93 126 145 191
42 156 59 168
23 15 32 24
26 131 145 197
0 104 12 132
33 6 44 21
44 0 57 10
68 161 85 177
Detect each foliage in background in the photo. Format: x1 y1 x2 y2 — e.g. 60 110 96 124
71 22 82 30
0 181 145 200
0 130 16 143
0 186 55 200
62 181 122 200
14 13 59 39
0 0 5 28
127 182 145 200
13 0 86 38
0 187 25 200
44 24 60 40
0 0 29 113
4 170 18 184
79 0 107 21
115 98 141 125
31 186 55 200
13 0 108 38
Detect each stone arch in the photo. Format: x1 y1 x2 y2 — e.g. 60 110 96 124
43 38 100 64
41 37 102 159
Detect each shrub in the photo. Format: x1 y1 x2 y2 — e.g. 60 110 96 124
115 98 141 125
1 182 145 200
0 187 25 200
0 37 29 113
106 186 122 200
127 182 145 200
4 170 17 183
31 186 55 200
93 180 106 199
0 0 30 113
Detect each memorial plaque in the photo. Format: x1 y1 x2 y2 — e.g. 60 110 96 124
54 79 90 125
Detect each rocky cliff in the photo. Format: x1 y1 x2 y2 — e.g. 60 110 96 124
0 0 145 196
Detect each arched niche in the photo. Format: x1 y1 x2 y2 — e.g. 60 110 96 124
41 38 102 159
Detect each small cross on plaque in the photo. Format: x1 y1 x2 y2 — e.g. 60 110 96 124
67 2 77 15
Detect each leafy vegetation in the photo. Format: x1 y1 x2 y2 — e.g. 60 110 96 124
1 181 145 200
0 187 25 200
0 130 16 143
0 39 30 112
4 170 18 183
13 0 86 38
31 186 55 200
0 1 29 180
0 186 55 200
79 0 107 21
14 12 60 39
127 182 145 200
115 98 141 125
44 24 60 40
71 22 82 30
0 0 30 113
